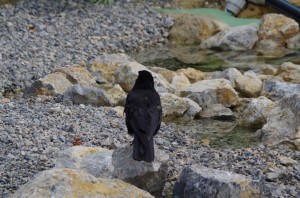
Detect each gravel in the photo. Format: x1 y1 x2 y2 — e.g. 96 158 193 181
0 0 172 97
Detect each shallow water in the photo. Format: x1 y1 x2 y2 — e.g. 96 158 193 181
171 118 259 149
130 44 300 149
130 45 300 72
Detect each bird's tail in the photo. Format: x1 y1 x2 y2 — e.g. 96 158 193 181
133 134 154 162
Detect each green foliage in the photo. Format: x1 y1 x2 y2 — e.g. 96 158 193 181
88 0 114 4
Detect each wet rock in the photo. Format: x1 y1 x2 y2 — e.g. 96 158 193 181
55 146 114 178
172 72 191 96
180 78 238 108
261 80 300 101
256 14 299 55
91 53 132 82
261 93 300 149
238 96 275 128
176 67 206 83
173 164 261 198
200 23 259 51
11 168 153 198
275 62 300 83
169 14 228 45
63 85 112 107
115 62 174 93
200 104 235 120
112 146 169 197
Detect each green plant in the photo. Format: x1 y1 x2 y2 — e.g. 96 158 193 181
88 0 114 4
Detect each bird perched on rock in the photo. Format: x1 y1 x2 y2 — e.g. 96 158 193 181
124 70 162 162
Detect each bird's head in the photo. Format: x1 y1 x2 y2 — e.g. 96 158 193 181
133 70 155 90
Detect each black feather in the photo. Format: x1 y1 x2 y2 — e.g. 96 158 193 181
124 70 162 162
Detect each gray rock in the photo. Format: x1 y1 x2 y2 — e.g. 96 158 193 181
112 146 169 197
261 93 300 149
200 24 259 51
238 97 275 128
160 93 190 120
180 78 238 108
63 84 112 106
55 146 114 178
261 80 300 101
200 104 235 120
115 61 174 93
174 164 262 198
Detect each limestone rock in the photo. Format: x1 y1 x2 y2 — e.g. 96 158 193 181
172 72 191 96
24 72 73 96
169 13 228 45
200 23 259 51
91 53 132 82
211 68 243 88
261 80 300 101
112 146 169 197
160 93 190 120
235 70 262 97
24 65 97 97
183 97 202 119
279 156 298 166
238 2 275 19
208 68 262 97
261 93 300 149
54 146 168 197
149 67 176 83
200 104 235 120
55 146 114 178
256 14 299 54
287 0 300 7
11 168 153 198
286 34 300 50
63 84 112 106
238 96 275 128
55 64 96 86
180 78 238 108
275 62 300 83
176 67 206 83
106 84 126 106
109 106 125 118
115 62 174 93
173 164 261 198
261 64 277 75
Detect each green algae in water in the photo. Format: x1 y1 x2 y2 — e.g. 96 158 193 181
173 118 260 149
156 8 260 27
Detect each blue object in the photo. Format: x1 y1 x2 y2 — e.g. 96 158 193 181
266 0 300 23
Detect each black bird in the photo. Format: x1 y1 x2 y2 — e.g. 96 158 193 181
124 70 162 162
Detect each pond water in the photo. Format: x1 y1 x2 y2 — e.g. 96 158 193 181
130 45 300 149
171 118 259 149
129 45 300 73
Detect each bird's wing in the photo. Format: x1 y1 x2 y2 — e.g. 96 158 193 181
130 107 161 139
